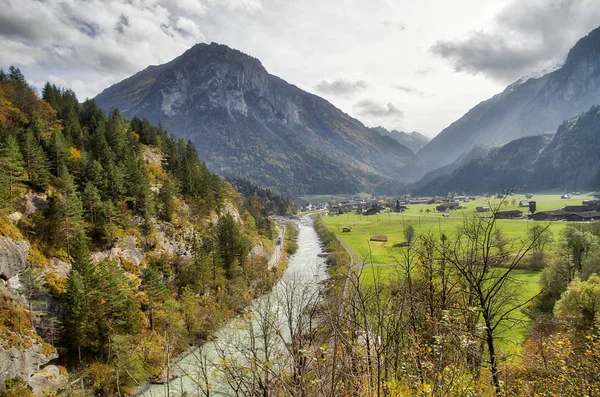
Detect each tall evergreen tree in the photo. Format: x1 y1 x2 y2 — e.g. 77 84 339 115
0 135 26 206
65 270 89 362
8 66 27 87
23 129 50 191
141 264 169 330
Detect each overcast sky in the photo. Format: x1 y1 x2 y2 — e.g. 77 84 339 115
1 0 600 137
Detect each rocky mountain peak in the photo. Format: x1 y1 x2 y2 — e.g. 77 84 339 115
95 44 419 195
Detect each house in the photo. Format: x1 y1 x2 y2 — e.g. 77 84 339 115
476 206 490 213
532 210 568 221
364 208 379 216
494 210 523 219
583 199 600 207
564 205 594 213
567 211 600 221
436 202 460 212
519 200 529 207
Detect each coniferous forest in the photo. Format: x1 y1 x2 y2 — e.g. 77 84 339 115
0 67 287 396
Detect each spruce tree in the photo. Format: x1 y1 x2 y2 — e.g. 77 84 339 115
23 129 50 191
141 265 169 330
65 270 89 362
0 135 26 206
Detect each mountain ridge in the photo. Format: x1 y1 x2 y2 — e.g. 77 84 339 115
95 42 419 195
419 25 600 169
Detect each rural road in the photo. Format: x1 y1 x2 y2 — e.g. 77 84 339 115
268 224 286 270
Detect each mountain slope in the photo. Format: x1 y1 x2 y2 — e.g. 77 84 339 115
532 105 600 191
419 25 600 168
371 126 430 154
95 43 419 195
414 134 552 196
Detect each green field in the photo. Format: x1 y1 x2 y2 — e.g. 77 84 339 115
322 193 589 349
321 193 596 265
358 264 541 347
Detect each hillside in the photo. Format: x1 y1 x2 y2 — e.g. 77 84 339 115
0 68 284 395
413 104 600 195
94 43 419 195
419 25 600 168
414 134 552 196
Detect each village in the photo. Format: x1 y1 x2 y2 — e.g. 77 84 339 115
300 192 600 222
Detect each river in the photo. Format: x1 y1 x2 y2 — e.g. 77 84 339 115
139 215 328 397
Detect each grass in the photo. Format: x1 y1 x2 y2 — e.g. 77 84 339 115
321 193 595 265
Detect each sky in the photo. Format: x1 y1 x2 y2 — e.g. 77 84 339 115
1 0 600 137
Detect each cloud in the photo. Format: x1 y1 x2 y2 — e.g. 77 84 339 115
314 78 368 96
354 99 404 119
430 0 600 82
394 85 424 95
0 0 262 82
383 20 406 31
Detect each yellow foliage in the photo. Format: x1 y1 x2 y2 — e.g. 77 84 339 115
68 146 81 160
27 247 49 269
44 272 67 298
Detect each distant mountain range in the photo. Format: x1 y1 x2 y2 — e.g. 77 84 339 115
418 25 600 169
412 105 600 196
94 43 419 195
371 127 430 154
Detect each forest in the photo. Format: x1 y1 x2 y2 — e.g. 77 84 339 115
0 67 288 396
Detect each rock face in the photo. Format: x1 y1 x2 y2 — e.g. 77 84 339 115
0 293 58 392
419 25 600 168
0 236 30 280
91 235 145 266
95 43 419 195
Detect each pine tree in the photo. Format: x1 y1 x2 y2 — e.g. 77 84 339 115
106 109 127 157
47 173 84 256
49 130 69 178
65 270 89 362
159 177 178 222
142 265 169 330
23 129 50 191
8 66 27 87
82 182 102 225
216 214 249 279
0 135 26 206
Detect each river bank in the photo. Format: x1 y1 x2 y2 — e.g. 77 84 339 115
136 216 327 397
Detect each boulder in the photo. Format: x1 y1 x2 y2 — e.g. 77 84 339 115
28 365 68 395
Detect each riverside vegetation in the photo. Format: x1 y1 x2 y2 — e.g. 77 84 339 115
0 67 296 396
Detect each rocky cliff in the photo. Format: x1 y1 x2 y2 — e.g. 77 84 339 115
95 43 419 195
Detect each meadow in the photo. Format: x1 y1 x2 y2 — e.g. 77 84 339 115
321 193 596 264
321 193 595 347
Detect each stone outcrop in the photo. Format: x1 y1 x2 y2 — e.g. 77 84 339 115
0 236 30 281
28 365 68 395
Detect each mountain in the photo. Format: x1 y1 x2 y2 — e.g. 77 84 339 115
414 134 552 196
371 127 430 154
95 43 419 195
419 25 600 168
413 104 600 196
532 105 600 191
